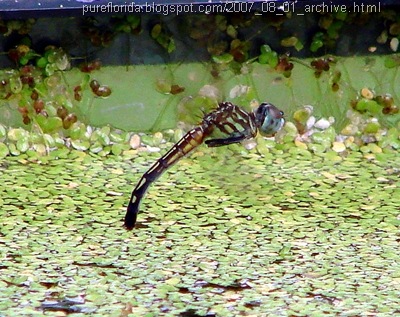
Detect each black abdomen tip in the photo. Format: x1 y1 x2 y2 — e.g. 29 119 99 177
124 203 138 230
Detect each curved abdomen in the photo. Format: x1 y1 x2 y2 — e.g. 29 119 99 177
124 125 209 230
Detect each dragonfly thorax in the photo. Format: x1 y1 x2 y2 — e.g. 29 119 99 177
254 102 285 137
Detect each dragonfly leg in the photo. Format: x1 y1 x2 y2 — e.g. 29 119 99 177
205 133 249 147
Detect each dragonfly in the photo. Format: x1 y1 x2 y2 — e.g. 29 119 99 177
124 101 285 230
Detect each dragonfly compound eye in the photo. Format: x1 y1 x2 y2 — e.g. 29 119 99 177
256 103 285 136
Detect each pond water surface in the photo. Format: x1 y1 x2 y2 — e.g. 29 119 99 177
0 146 399 316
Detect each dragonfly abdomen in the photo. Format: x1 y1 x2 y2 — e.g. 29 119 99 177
162 125 211 166
124 124 211 230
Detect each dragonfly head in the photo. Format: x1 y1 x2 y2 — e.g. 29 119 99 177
254 102 285 136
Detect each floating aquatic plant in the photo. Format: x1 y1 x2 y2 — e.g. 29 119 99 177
0 40 113 149
0 134 399 315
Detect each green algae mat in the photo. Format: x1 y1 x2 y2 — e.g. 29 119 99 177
0 146 399 316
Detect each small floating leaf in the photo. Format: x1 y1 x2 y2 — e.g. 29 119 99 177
0 142 9 158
